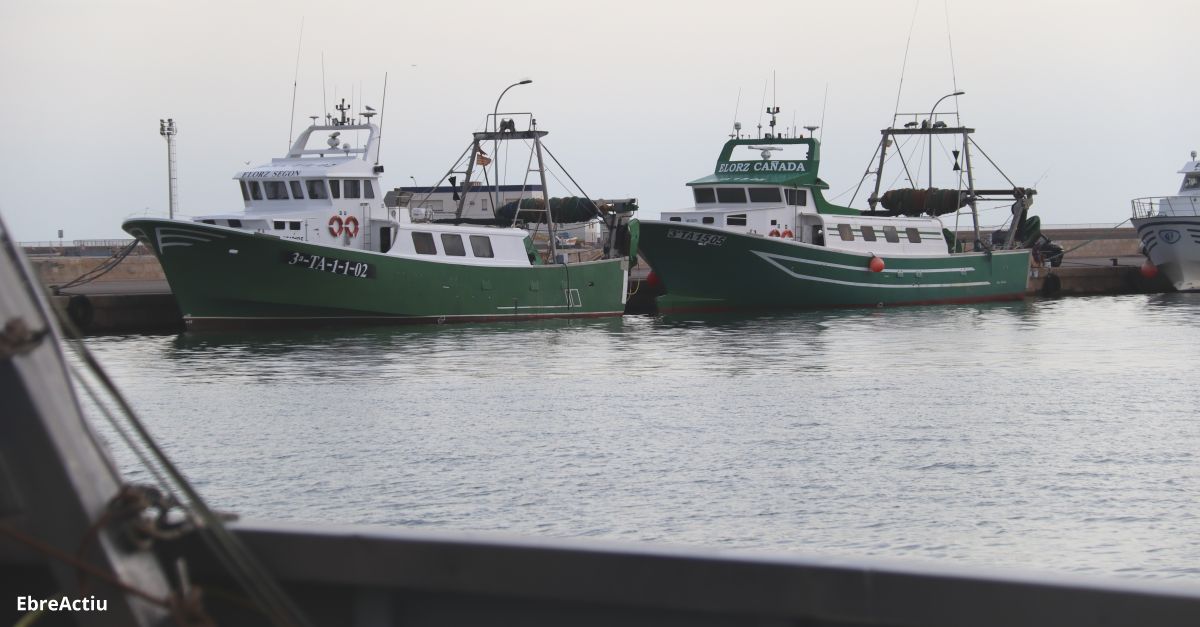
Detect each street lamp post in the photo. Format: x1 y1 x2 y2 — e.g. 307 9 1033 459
491 79 532 211
928 91 964 187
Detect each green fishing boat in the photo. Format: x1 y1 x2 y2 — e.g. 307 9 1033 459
636 105 1042 313
124 103 636 329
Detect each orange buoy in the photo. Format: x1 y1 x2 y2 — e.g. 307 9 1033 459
869 255 885 273
1140 259 1159 279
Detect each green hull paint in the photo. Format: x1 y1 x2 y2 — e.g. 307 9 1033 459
124 219 628 328
637 220 1029 312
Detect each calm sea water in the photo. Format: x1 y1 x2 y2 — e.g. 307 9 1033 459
79 294 1200 580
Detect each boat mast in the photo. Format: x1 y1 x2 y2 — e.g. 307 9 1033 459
960 131 982 248
454 139 479 221
531 121 558 262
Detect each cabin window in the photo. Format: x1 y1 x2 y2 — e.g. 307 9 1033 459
329 180 341 199
906 228 921 243
344 179 361 199
470 235 494 258
363 180 376 199
239 181 250 201
702 216 715 224
716 188 747 203
748 187 782 203
412 232 437 255
693 188 716 204
289 221 301 230
228 219 242 228
884 226 900 243
726 214 747 226
669 217 682 222
786 189 807 206
441 233 466 256
306 180 328 199
248 182 262 201
201 219 216 225
273 220 285 230
289 181 304 199
837 224 854 241
1183 173 1200 191
264 181 288 200
861 225 877 242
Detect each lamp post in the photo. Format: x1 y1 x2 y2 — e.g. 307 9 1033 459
491 79 532 210
928 91 964 187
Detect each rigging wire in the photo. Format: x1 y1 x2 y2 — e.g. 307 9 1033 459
891 0 922 122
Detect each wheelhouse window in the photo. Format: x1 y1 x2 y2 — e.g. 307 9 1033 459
786 189 807 206
363 180 376 199
412 232 437 255
702 216 715 224
306 180 328 199
239 181 250 201
289 181 304 199
906 227 922 243
837 224 854 241
263 181 288 200
726 213 747 226
329 180 341 199
716 188 747 203
288 221 301 230
228 219 242 228
248 182 262 201
344 179 361 199
273 220 285 230
469 235 494 258
441 233 466 256
883 226 900 243
861 225 877 242
669 217 682 222
748 187 782 203
1183 173 1200 191
693 188 716 204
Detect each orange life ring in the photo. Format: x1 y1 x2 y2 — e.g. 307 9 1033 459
328 215 343 237
343 215 360 238
781 229 794 238
768 228 781 237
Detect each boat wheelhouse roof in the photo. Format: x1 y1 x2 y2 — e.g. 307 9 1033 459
688 137 830 190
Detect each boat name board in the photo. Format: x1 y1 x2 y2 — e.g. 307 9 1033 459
717 161 806 174
281 250 375 278
667 229 726 247
243 170 303 178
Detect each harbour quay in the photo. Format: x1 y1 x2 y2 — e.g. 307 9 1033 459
23 224 1171 334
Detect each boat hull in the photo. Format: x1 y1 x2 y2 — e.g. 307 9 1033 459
124 219 628 329
1133 216 1200 291
637 220 1030 312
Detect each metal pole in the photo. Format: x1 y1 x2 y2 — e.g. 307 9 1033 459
159 119 179 220
927 91 964 188
491 79 532 211
869 131 890 211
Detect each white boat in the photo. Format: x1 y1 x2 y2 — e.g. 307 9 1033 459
1132 150 1200 291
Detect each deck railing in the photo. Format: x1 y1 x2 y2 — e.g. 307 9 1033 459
1132 196 1200 219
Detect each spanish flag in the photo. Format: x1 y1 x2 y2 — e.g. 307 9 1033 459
476 150 492 166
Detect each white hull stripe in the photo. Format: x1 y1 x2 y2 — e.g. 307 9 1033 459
185 312 624 320
752 251 992 289
754 250 975 275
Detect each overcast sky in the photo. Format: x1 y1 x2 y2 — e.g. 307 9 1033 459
2 0 1198 241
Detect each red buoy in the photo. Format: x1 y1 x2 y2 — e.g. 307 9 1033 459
646 271 662 290
869 256 885 273
1140 259 1159 279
